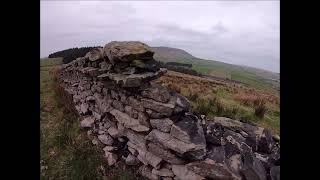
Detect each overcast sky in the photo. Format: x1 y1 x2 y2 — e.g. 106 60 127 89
41 1 279 73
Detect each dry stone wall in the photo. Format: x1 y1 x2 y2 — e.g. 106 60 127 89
58 41 280 180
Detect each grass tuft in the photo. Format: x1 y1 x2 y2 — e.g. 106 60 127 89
254 98 267 119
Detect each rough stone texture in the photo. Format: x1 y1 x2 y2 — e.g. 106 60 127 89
58 41 280 180
241 153 267 180
136 148 163 169
206 146 226 163
138 112 150 127
141 98 174 116
172 165 204 180
141 84 171 103
226 154 243 176
80 117 95 128
110 109 149 132
270 166 280 180
112 100 125 112
80 103 89 115
170 114 207 160
151 168 174 177
99 71 166 88
104 151 118 166
128 146 138 156
125 154 140 166
170 114 206 145
107 127 120 138
127 96 145 112
186 159 240 180
103 146 116 152
162 177 173 180
125 105 139 119
98 134 114 145
139 165 160 180
150 118 173 133
173 93 191 112
125 129 147 150
147 142 185 165
146 129 200 155
85 48 104 61
146 109 166 119
258 128 274 154
103 41 154 64
92 111 102 120
205 122 224 146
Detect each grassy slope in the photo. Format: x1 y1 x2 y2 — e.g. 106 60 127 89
152 47 280 94
155 71 280 134
40 58 144 180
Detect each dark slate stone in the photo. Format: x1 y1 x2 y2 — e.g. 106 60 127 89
206 146 226 163
241 152 267 180
258 129 275 154
171 114 206 146
141 84 170 103
270 166 280 180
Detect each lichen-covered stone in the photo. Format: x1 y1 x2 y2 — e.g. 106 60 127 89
103 41 154 64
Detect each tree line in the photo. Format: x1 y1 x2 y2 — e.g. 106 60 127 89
48 46 102 64
158 61 201 77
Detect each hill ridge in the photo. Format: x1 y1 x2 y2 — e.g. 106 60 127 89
151 46 279 93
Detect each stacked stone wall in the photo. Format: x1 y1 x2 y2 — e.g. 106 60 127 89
58 41 280 180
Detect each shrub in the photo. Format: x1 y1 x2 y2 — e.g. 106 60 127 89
194 98 212 116
211 98 224 115
254 98 267 118
188 92 199 102
191 97 240 119
168 83 181 93
233 93 257 107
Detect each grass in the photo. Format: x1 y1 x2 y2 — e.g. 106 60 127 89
154 53 279 94
40 58 145 180
155 70 280 134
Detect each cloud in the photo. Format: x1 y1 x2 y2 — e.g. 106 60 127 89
41 1 279 72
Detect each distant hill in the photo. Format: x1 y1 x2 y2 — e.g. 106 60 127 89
152 47 196 62
151 46 279 93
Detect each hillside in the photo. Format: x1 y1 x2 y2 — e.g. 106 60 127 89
152 46 196 61
155 70 280 134
151 47 280 93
